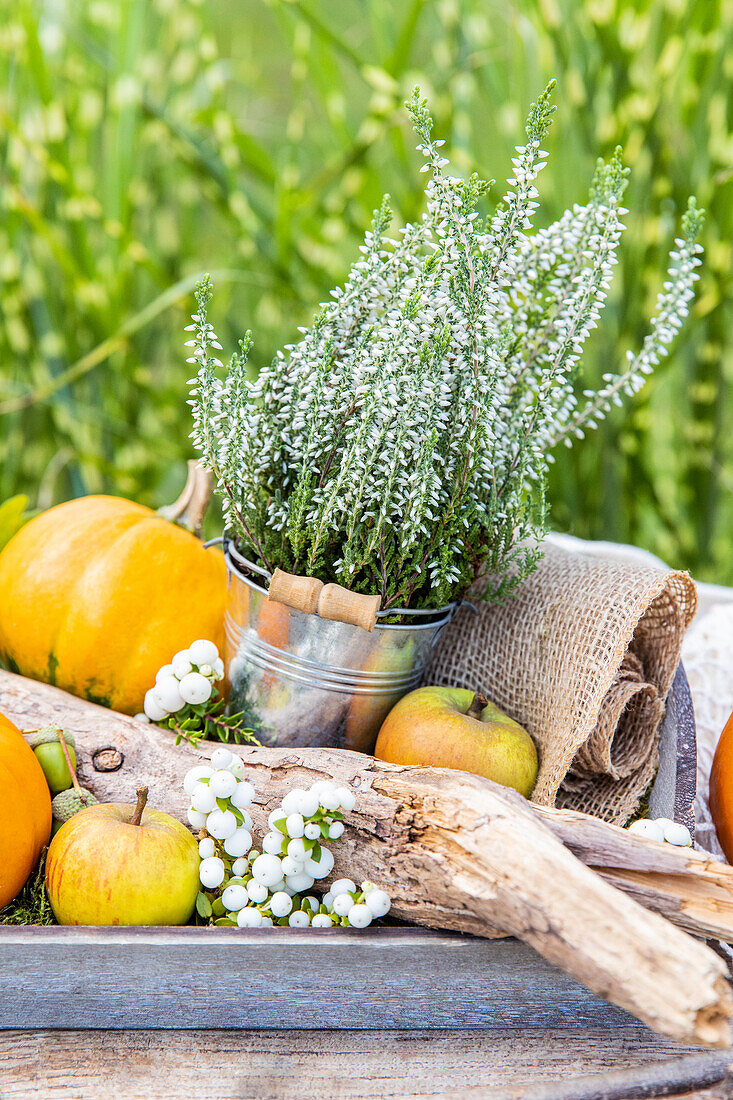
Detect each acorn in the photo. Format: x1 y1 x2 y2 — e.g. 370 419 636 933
51 787 99 835
26 726 77 795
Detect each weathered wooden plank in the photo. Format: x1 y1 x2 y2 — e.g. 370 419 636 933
0 926 637 1030
502 1054 732 1100
0 1027 727 1100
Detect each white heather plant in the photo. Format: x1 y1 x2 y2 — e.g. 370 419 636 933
189 83 703 611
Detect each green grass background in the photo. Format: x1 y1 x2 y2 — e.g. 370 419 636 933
1 0 731 580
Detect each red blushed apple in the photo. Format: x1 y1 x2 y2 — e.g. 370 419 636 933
46 786 200 926
374 686 538 798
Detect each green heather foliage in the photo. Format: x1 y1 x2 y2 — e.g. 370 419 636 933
1 1 732 581
190 90 701 608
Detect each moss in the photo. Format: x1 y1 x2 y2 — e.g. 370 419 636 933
0 850 56 926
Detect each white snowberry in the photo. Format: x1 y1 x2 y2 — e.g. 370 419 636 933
143 689 168 722
281 789 308 816
260 916 274 928
336 786 356 812
263 831 285 856
322 892 334 910
662 820 692 847
312 914 333 928
305 846 334 879
331 879 356 897
198 837 215 859
333 893 353 917
191 784 218 815
285 813 305 838
222 884 249 912
285 871 315 893
231 858 249 876
213 657 225 680
228 756 246 779
210 747 234 770
184 765 213 796
287 838 307 861
210 770 238 799
187 807 207 830
319 788 340 812
178 671 213 705
269 891 293 918
223 827 253 858
198 664 214 678
155 664 176 683
364 889 391 918
237 907 263 928
206 809 238 840
171 649 193 679
296 789 321 818
188 639 219 667
246 881 268 904
304 822 321 841
199 856 226 889
152 676 185 714
328 821 345 840
348 904 373 929
289 911 310 927
252 854 284 888
133 713 150 723
281 856 303 877
230 781 255 809
268 810 287 833
627 818 665 843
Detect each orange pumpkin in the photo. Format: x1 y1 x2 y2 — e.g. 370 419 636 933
0 711 52 908
710 710 733 862
0 495 226 715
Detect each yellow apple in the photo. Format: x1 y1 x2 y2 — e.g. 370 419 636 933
374 686 538 797
46 787 200 926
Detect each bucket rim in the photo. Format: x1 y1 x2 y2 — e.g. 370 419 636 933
221 535 457 630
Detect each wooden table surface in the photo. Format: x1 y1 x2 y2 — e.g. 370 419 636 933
2 1028 732 1099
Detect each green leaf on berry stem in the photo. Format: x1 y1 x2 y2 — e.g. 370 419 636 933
196 892 213 919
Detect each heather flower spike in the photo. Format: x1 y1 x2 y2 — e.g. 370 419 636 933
189 83 703 611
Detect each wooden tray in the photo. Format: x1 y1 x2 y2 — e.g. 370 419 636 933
0 665 697 1032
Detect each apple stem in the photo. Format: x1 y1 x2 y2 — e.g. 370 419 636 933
130 786 148 826
467 692 489 720
57 727 82 795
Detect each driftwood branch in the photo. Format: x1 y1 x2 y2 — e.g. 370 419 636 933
2 670 731 1047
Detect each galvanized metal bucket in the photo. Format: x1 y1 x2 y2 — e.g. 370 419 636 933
223 539 456 751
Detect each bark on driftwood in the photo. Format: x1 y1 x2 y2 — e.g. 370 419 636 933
2 670 732 1048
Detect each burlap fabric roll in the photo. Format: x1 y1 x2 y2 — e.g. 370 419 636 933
424 541 697 824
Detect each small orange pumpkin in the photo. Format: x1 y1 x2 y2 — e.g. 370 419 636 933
710 710 733 862
0 711 52 909
0 492 226 715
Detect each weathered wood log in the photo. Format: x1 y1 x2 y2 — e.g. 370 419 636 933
2 670 731 1047
533 804 733 945
6 670 732 941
